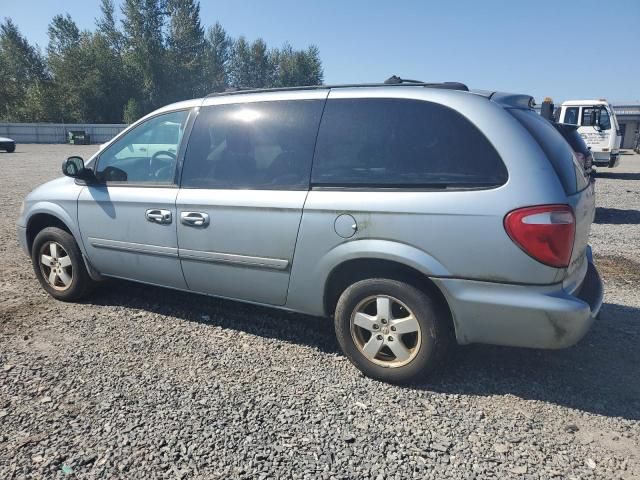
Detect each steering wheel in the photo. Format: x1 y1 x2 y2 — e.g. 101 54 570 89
149 150 177 177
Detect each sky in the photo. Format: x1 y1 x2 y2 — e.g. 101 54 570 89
2 0 639 103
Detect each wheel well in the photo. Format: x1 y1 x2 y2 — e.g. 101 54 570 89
323 258 453 326
26 214 72 253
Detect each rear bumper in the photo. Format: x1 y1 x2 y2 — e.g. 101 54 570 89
592 151 618 167
434 255 603 349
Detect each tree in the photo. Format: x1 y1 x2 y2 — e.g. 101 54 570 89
227 36 252 88
248 38 271 88
1 10 324 122
166 0 206 101
0 18 51 121
46 14 84 121
123 98 142 123
271 43 323 88
121 0 167 113
204 22 230 93
96 0 124 53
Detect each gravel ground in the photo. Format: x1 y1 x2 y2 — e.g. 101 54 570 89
1 144 639 479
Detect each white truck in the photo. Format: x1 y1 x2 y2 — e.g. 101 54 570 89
555 99 622 168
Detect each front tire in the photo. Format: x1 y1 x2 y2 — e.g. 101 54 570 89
6 144 15 153
31 227 93 301
334 279 450 384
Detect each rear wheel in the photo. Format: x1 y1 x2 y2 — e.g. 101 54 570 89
334 278 450 384
31 227 93 301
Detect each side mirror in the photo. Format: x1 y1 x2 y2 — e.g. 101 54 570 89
62 156 95 182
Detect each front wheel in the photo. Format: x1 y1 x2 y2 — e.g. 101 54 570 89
334 278 451 384
31 227 94 301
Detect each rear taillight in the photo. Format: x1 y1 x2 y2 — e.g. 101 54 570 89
504 205 575 268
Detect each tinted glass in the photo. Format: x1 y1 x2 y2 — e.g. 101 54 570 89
554 124 591 188
311 98 507 187
181 100 324 189
96 110 189 183
509 109 579 194
563 107 579 125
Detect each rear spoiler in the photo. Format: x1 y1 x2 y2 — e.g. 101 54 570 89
471 90 535 109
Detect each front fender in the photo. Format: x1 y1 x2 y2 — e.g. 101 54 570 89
23 201 86 256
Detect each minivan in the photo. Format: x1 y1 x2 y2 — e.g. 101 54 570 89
17 79 603 383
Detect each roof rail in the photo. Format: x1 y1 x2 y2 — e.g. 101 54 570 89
205 78 469 98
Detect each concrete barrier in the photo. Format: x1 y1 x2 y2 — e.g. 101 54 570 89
0 123 128 144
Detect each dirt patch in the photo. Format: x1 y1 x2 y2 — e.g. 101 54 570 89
594 254 640 284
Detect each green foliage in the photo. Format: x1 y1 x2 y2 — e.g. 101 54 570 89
123 98 142 123
0 1 324 123
0 18 51 121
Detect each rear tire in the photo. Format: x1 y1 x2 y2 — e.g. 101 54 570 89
334 278 451 384
31 227 94 301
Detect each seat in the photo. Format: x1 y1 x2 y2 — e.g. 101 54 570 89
212 125 256 186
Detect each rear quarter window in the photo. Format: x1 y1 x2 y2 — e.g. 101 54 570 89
509 109 580 194
311 98 507 188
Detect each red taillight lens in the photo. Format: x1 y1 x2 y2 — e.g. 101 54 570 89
504 205 575 268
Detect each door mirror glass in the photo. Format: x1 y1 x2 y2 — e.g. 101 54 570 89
62 156 85 177
62 156 97 182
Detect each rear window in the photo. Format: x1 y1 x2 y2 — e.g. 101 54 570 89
509 109 581 194
311 98 507 188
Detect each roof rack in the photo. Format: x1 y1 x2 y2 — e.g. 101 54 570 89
205 77 469 98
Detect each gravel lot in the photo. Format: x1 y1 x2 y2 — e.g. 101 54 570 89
1 144 639 479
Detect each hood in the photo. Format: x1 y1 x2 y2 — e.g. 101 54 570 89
0 136 15 142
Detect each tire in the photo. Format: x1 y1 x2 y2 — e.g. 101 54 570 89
334 278 451 384
31 227 93 301
6 144 15 153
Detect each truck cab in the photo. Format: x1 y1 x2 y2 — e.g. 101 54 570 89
556 99 622 167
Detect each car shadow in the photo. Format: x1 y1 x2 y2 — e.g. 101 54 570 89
595 207 640 225
83 281 640 421
596 171 640 180
418 301 640 421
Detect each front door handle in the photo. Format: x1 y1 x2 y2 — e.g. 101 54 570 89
181 211 210 227
146 209 172 224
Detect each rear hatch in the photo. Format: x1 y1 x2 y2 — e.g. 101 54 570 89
507 108 595 280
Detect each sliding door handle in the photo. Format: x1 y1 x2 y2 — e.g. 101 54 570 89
180 211 210 227
146 209 172 224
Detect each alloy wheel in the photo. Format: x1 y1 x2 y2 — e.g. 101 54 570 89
39 241 73 291
350 295 422 368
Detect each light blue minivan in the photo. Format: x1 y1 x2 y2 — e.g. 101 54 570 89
17 79 603 383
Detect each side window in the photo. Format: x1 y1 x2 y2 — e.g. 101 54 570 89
96 110 189 184
181 100 324 189
581 107 594 126
311 98 507 187
563 107 579 125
